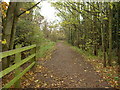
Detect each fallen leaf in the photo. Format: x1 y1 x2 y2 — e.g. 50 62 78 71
43 83 47 87
35 80 39 83
50 75 53 78
44 74 47 77
105 87 109 88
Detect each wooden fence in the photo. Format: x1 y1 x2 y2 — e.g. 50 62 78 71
0 44 36 88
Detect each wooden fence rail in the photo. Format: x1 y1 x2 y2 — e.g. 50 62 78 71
0 44 36 88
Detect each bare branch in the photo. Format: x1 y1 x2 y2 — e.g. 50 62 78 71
17 0 44 17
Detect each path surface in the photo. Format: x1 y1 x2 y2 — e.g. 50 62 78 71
25 42 111 88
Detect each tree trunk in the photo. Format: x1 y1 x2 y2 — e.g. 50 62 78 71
9 3 21 50
102 23 107 67
116 3 120 66
108 3 113 66
93 17 98 56
8 3 21 66
100 2 107 67
2 2 17 69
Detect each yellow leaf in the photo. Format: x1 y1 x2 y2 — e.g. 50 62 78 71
109 3 113 9
103 17 108 20
2 39 7 44
26 11 30 14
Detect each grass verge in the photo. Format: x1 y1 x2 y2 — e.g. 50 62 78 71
36 40 56 58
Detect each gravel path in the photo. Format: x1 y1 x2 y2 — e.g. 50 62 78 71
25 42 111 88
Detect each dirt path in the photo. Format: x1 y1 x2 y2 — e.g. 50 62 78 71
25 42 111 88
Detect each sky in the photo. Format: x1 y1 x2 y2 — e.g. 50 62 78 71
40 1 61 23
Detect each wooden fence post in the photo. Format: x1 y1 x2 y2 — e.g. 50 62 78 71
14 44 21 88
30 46 36 62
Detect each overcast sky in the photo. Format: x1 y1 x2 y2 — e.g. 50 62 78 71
40 1 61 23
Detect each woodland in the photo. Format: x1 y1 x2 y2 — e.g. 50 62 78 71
0 1 120 89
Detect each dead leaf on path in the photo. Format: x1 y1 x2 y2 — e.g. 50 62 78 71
79 79 82 82
96 70 100 73
35 80 39 83
25 82 30 86
105 87 109 88
36 84 40 88
28 71 34 75
70 80 74 82
61 81 64 83
93 60 95 62
111 85 114 87
103 76 106 79
38 66 42 69
74 63 76 64
99 79 103 83
44 74 47 77
50 75 53 78
29 77 35 81
51 83 54 86
42 83 47 87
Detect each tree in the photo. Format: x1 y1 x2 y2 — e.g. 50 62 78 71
2 1 42 69
52 1 120 67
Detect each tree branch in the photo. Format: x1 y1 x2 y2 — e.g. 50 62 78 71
17 1 43 17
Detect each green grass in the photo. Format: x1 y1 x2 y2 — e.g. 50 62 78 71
63 41 95 59
36 41 55 58
71 46 98 60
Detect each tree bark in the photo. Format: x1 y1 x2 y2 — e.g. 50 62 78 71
102 23 107 67
116 2 120 66
2 2 17 69
9 3 21 50
2 2 16 52
108 3 113 66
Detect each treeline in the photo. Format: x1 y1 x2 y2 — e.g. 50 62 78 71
52 2 120 67
42 20 65 42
